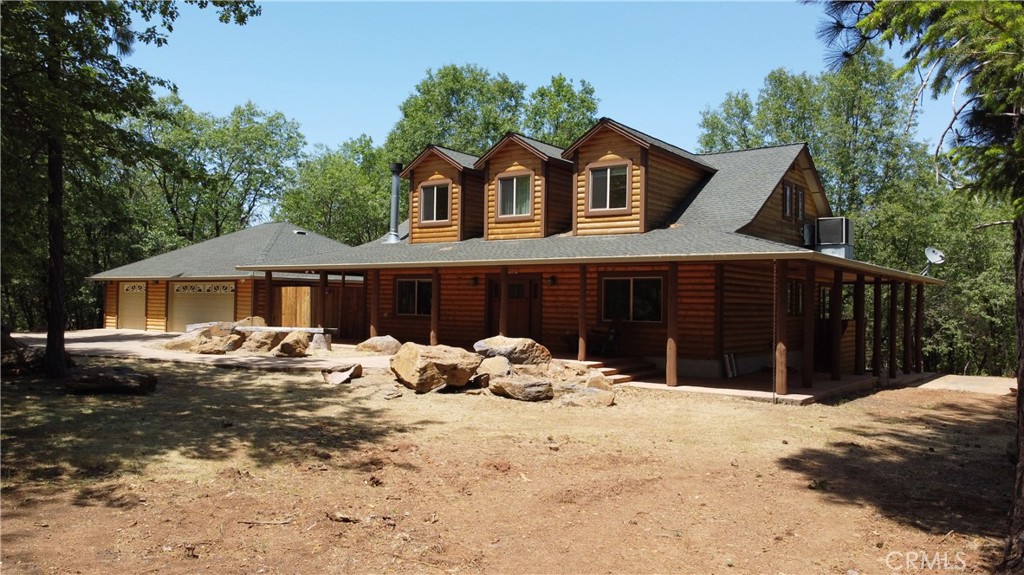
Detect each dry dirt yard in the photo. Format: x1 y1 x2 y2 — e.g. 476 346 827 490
1 357 1015 575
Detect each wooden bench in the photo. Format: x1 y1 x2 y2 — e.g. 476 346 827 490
232 326 339 336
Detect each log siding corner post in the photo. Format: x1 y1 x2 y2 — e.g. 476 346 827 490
578 265 587 361
915 283 925 373
802 264 815 388
854 274 866 376
369 270 380 338
264 271 274 326
430 268 440 346
830 269 843 381
666 262 679 387
774 260 789 396
903 282 912 374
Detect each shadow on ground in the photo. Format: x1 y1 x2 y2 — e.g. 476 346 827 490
1 357 435 494
778 391 1015 569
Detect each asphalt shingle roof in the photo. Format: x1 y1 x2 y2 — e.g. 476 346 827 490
431 145 480 170
90 222 348 280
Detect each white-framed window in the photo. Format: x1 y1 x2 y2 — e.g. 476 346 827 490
589 165 630 211
498 174 532 217
420 184 450 223
601 276 663 323
396 278 432 316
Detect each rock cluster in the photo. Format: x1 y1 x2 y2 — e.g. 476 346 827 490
161 317 313 358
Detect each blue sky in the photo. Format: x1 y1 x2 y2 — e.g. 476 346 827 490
127 1 951 154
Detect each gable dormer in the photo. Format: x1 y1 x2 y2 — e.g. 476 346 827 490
473 133 574 240
563 118 716 236
401 145 484 244
737 145 831 246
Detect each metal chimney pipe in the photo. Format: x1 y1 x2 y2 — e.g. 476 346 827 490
383 162 403 244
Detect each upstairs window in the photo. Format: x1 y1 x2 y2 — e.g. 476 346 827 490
782 183 794 219
589 164 630 211
420 183 450 223
601 276 663 323
396 278 432 316
795 186 806 221
498 174 532 217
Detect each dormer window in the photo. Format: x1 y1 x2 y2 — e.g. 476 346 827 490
497 172 532 218
420 182 450 224
588 163 630 213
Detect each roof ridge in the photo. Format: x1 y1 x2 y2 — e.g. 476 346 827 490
697 142 807 156
256 221 288 265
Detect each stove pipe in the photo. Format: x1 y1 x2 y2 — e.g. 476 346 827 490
383 162 403 244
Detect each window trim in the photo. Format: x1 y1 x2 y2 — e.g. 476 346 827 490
494 169 535 222
598 272 666 324
418 179 453 227
795 185 806 221
394 277 433 317
584 159 633 217
782 182 794 220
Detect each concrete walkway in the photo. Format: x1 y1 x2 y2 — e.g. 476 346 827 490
13 329 393 371
914 374 1017 396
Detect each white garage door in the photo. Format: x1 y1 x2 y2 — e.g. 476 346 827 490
117 282 147 330
168 282 235 332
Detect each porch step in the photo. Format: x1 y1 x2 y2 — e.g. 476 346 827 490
594 357 661 385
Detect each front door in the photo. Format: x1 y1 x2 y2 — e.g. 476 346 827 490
487 275 541 340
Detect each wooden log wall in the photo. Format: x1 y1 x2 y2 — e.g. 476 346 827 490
461 170 485 240
574 129 643 235
103 282 118 328
645 149 705 230
235 280 253 321
485 146 544 240
544 160 575 236
145 280 167 332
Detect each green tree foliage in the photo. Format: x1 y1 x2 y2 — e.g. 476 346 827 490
815 2 1024 570
135 95 304 242
274 136 392 246
523 74 600 148
0 0 259 374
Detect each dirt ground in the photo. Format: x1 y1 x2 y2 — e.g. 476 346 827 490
1 357 1015 575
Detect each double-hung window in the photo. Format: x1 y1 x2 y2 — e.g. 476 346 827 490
782 183 794 219
498 174 532 217
601 277 663 323
589 165 629 211
396 278 432 316
420 184 450 223
795 186 805 221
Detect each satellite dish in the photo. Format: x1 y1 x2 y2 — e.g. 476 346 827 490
921 246 947 276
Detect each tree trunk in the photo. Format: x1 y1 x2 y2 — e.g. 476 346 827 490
44 135 68 378
1002 216 1024 573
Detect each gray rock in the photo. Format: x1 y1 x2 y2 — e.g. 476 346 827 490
489 377 554 402
356 335 402 355
473 336 552 365
390 343 483 393
478 356 512 377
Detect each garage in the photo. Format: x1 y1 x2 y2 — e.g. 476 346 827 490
117 282 147 330
168 282 235 332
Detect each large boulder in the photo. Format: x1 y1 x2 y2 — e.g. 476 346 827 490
356 335 402 355
240 330 286 353
163 328 212 352
473 336 552 365
489 376 553 402
273 331 310 357
390 343 483 393
193 337 228 355
478 356 512 378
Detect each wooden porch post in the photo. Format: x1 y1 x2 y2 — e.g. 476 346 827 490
801 263 815 388
264 271 274 325
888 282 898 379
830 268 843 381
854 274 866 376
915 283 925 373
903 282 912 374
339 273 346 336
872 277 882 377
369 270 379 338
578 265 587 361
498 266 509 336
774 260 788 396
430 268 440 346
317 272 327 328
666 262 678 387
